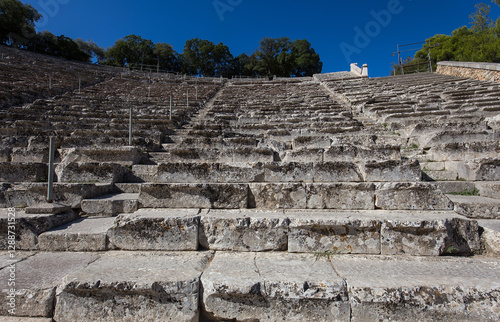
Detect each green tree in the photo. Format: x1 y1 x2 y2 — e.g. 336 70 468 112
154 42 180 72
0 0 41 46
183 38 233 77
105 35 155 67
470 3 493 32
75 38 105 63
290 39 323 76
253 37 292 76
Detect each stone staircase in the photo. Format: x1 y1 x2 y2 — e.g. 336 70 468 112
0 50 499 321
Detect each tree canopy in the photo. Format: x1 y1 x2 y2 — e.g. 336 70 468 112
0 0 40 46
396 1 500 74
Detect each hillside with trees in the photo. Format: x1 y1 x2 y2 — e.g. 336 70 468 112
0 0 322 77
396 1 500 74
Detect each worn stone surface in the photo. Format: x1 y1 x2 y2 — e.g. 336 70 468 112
479 220 500 256
156 162 265 183
264 162 314 182
448 195 500 219
380 212 480 256
55 162 127 183
313 162 363 182
38 217 115 251
25 203 70 215
81 193 139 217
363 160 421 182
306 183 375 210
0 163 47 182
199 209 289 251
0 209 78 250
0 317 52 321
139 183 248 209
201 252 350 321
435 181 477 195
0 252 99 317
375 182 454 210
331 255 500 321
282 148 324 162
476 181 500 199
287 210 381 254
107 209 200 251
25 183 113 208
249 183 306 209
324 145 400 162
54 251 213 322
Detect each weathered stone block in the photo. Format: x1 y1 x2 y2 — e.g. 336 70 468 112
264 162 313 182
0 163 47 182
54 251 213 322
306 183 375 210
282 148 324 162
448 195 500 219
476 181 500 199
249 183 306 209
139 183 248 209
331 255 500 321
55 162 127 183
375 182 454 210
324 145 400 162
380 212 480 256
81 193 139 217
11 147 48 163
233 148 274 162
364 160 421 182
287 210 381 254
293 136 332 149
0 209 78 250
0 252 99 317
313 162 363 182
107 209 200 251
38 217 115 251
201 252 350 321
199 209 289 251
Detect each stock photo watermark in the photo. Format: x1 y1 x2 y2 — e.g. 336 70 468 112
5 207 17 315
340 0 409 63
36 0 70 27
213 0 243 22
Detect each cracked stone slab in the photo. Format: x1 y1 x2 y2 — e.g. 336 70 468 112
306 183 375 210
201 252 349 321
478 219 500 256
331 255 500 321
156 162 265 183
363 160 421 182
380 211 480 256
448 195 500 219
375 182 454 210
0 209 78 250
54 251 213 322
0 317 52 321
139 183 248 209
287 210 381 254
249 183 306 209
0 252 99 317
38 217 116 251
199 209 289 251
81 193 139 217
107 209 201 251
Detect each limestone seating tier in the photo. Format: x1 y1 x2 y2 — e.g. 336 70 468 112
1 251 499 321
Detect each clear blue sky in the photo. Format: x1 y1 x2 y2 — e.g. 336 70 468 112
22 0 500 77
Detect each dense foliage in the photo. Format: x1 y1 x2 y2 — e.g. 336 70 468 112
103 36 323 77
397 1 500 74
1 0 322 76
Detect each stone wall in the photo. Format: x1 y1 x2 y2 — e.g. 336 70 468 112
437 61 500 82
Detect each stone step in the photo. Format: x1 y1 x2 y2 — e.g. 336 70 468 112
55 162 129 184
422 170 458 181
0 208 78 250
137 182 453 210
447 194 500 219
3 251 498 321
131 160 420 184
478 219 500 256
43 208 480 256
38 217 116 251
81 193 139 217
0 163 48 182
149 147 275 163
